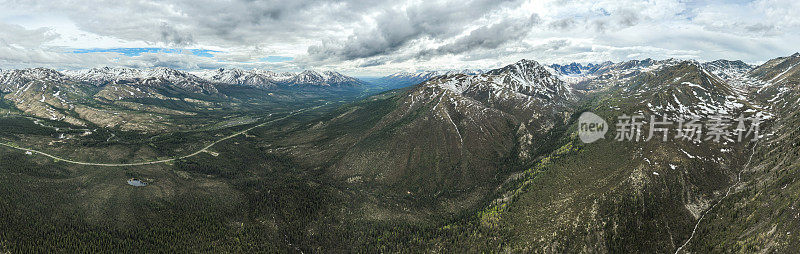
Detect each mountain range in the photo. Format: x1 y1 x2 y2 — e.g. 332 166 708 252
277 53 799 252
2 53 800 252
0 67 368 131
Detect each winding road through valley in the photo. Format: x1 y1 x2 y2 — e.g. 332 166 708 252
0 104 325 167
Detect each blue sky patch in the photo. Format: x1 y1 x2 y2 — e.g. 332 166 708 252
70 48 220 57
261 56 294 62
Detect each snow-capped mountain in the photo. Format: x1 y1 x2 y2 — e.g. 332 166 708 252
66 67 209 84
0 66 368 131
702 60 753 80
0 68 72 93
286 70 366 87
702 60 755 88
403 59 576 139
416 60 575 108
552 58 682 90
481 59 574 101
197 68 365 88
65 66 220 96
322 59 578 193
196 68 291 88
0 68 95 126
626 61 749 118
63 67 146 86
67 67 365 90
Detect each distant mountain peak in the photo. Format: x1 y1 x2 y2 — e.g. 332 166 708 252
509 59 543 69
486 59 563 88
487 59 548 76
0 68 68 87
422 58 574 104
198 68 363 88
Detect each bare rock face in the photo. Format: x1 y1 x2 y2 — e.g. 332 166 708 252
1 68 91 126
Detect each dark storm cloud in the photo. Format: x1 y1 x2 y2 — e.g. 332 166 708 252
456 38 570 61
159 23 194 46
417 13 541 58
306 0 525 61
588 8 642 33
548 18 576 30
3 0 384 47
357 58 388 68
616 9 640 27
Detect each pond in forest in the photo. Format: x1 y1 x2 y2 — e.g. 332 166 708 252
127 178 148 187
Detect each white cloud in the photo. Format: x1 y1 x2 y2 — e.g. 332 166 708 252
0 0 798 75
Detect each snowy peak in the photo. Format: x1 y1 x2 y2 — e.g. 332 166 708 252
198 68 363 88
0 68 69 92
487 59 553 80
481 59 571 99
201 68 279 88
630 61 730 92
293 70 327 83
64 67 142 85
2 68 66 81
64 66 365 90
148 67 195 80
704 59 752 70
63 66 219 96
422 59 574 104
288 70 363 87
702 60 754 84
66 66 207 86
397 59 576 142
553 58 684 90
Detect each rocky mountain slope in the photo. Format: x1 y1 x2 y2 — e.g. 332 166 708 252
480 59 763 252
260 56 787 252
0 68 94 126
685 53 800 252
271 59 577 226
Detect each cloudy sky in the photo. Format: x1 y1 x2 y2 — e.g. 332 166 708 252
1 0 798 76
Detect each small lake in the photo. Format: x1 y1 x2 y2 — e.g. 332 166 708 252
127 178 148 187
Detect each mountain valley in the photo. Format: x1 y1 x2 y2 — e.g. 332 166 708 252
1 54 800 252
